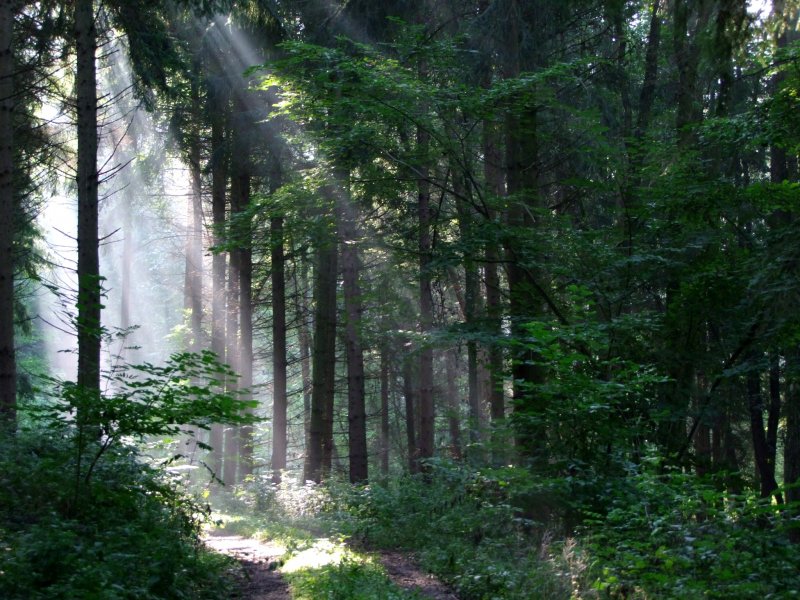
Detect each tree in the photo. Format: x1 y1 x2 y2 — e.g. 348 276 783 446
269 158 287 483
74 0 101 400
305 201 338 483
0 0 14 422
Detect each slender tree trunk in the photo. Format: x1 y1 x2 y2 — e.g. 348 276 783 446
186 96 203 354
636 0 661 139
379 340 390 476
504 107 545 457
417 123 435 468
305 208 338 483
209 89 228 479
335 171 368 483
785 372 800 540
482 116 505 463
403 353 418 474
454 173 480 453
120 192 132 336
270 163 287 484
237 169 254 482
75 0 101 397
747 369 782 502
294 258 313 470
445 348 462 460
0 0 15 422
182 134 203 460
222 172 241 487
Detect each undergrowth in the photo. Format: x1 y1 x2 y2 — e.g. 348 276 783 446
221 458 800 599
0 432 231 599
211 483 423 599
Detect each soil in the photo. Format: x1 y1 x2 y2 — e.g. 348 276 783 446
205 532 459 599
204 533 291 600
377 550 459 600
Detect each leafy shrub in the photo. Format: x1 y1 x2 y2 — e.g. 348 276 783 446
0 351 254 598
583 465 800 599
0 431 232 599
323 460 581 599
285 556 423 600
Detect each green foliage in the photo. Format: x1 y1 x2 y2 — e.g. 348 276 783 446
285 556 423 600
325 462 582 599
583 465 800 599
0 431 232 599
24 350 257 511
0 351 258 598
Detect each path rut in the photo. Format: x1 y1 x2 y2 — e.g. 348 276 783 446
205 533 290 600
205 531 459 599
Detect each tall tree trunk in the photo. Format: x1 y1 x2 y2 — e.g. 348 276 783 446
270 160 287 484
454 172 481 453
445 348 462 460
417 123 435 468
335 171 368 483
504 48 545 459
181 89 204 461
186 87 203 354
294 258 313 470
209 88 228 479
120 192 133 339
747 369 782 502
305 207 338 483
0 0 15 422
236 167 254 483
771 0 800 542
636 0 661 139
222 172 241 487
482 115 505 464
403 352 418 474
379 340 390 476
75 0 101 397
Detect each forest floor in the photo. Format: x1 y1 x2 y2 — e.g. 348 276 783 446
205 532 291 599
204 528 458 599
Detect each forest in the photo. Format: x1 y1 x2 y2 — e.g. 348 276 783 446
1 0 800 598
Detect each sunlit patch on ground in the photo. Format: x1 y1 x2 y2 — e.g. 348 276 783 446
281 537 358 573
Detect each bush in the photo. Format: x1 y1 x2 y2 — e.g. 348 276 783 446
0 431 232 599
323 460 581 599
583 465 800 599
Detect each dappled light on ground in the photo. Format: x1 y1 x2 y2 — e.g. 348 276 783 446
281 537 349 573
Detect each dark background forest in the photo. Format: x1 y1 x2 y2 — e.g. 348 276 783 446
1 0 800 598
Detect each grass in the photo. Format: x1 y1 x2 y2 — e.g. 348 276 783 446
208 507 423 599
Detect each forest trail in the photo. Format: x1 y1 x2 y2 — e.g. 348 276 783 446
205 530 458 599
375 550 459 600
204 533 291 599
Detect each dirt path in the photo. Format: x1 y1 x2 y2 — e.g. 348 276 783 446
204 533 290 600
205 531 458 600
377 550 459 600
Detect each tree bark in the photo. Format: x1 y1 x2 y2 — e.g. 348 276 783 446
747 369 782 502
403 352 418 474
379 340 390 476
453 172 481 453
482 114 505 464
335 171 368 483
185 78 203 355
0 0 14 422
503 35 545 459
417 123 435 468
222 162 241 487
445 348 462 460
270 161 287 484
294 258 313 471
209 83 228 480
75 0 101 397
305 206 338 483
